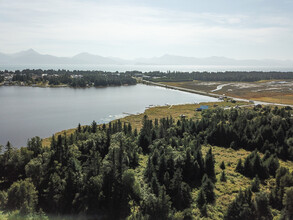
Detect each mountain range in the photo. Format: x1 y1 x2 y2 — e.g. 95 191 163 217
0 49 292 67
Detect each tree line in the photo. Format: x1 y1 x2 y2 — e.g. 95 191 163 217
143 71 293 82
0 69 136 87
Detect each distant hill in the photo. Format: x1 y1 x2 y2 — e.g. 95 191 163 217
72 52 121 64
134 54 293 67
0 49 292 67
0 49 120 65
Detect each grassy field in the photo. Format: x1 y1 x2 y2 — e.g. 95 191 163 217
160 80 293 105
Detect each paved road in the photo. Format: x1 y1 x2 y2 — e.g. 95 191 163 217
142 80 293 108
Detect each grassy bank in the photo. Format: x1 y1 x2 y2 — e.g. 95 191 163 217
159 80 293 105
42 100 244 147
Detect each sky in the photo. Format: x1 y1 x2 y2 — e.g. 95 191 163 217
0 0 293 60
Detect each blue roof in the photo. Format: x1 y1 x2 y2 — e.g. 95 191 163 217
200 105 209 110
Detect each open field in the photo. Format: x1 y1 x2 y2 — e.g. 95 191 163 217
161 80 293 105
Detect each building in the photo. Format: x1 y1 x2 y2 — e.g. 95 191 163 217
196 105 209 111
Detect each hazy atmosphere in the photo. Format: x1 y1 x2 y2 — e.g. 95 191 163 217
1 1 293 220
1 0 293 60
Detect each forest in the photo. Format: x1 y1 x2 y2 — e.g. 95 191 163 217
142 71 293 82
2 70 293 87
0 69 136 87
0 106 292 219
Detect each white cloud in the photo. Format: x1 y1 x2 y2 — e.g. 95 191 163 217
0 0 292 59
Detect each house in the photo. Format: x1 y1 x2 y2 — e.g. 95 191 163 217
196 105 209 111
71 75 83 79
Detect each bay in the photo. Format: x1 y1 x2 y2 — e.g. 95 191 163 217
1 64 292 72
0 84 218 147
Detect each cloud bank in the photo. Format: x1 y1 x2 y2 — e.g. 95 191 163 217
0 0 293 59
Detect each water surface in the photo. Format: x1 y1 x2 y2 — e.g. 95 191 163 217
1 64 292 72
0 84 218 147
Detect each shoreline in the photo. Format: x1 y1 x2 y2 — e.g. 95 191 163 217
142 79 293 108
0 82 136 89
41 100 243 147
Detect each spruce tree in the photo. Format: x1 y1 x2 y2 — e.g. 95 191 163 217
235 159 243 173
205 148 216 182
220 171 227 182
220 161 226 170
201 174 216 204
91 120 97 133
251 175 260 192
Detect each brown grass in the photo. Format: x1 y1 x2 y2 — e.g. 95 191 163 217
161 81 293 105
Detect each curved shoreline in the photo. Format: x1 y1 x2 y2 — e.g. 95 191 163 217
142 80 293 108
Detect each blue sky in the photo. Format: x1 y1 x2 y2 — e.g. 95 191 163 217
0 0 293 59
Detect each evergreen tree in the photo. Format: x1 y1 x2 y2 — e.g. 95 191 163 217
196 188 206 208
201 174 216 204
205 148 216 182
220 161 226 170
151 174 160 196
91 121 97 133
220 171 227 182
281 187 293 220
254 192 273 220
77 123 81 133
224 189 256 220
251 175 260 192
5 141 12 152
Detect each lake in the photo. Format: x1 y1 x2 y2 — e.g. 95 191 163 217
1 64 292 72
0 84 218 147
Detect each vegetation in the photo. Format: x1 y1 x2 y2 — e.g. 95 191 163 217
0 105 292 219
0 69 136 87
142 71 293 82
3 70 293 87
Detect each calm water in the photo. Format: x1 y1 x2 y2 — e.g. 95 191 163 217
0 84 218 147
1 64 292 72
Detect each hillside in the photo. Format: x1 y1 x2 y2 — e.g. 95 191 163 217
0 102 292 219
0 49 292 67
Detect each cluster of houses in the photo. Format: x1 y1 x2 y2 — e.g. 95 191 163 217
1 73 13 85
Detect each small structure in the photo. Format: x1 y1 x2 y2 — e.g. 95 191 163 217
196 105 209 111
